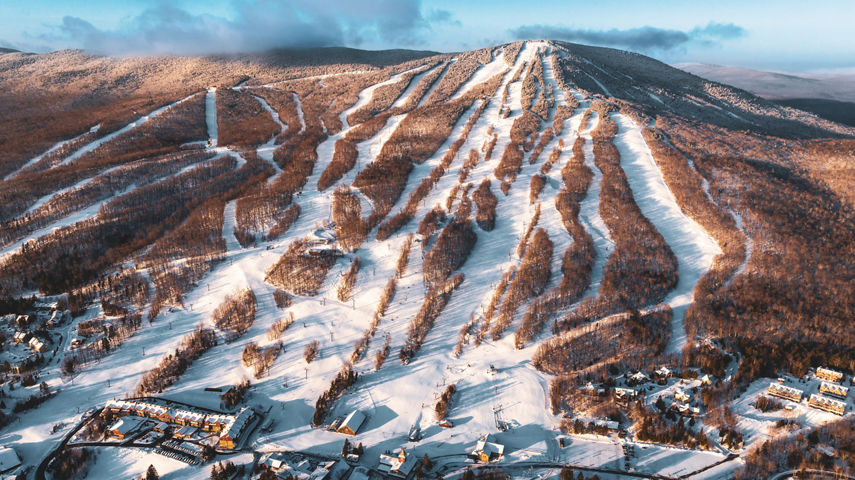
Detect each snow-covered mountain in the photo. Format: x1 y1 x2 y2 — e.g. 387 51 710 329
0 41 853 479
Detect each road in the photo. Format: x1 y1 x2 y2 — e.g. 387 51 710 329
769 469 855 480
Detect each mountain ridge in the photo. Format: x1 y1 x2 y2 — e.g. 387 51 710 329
0 39 853 479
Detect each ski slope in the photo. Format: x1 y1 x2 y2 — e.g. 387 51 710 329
611 113 722 354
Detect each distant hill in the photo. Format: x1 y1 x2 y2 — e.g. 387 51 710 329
675 62 855 102
0 47 20 54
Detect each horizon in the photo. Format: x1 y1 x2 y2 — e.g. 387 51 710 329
1 0 853 73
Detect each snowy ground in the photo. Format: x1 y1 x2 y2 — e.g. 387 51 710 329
0 41 762 479
611 113 722 353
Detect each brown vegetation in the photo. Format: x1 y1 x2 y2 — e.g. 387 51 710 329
212 289 257 340
216 88 279 148
265 239 340 296
491 228 553 340
135 324 218 395
337 256 361 302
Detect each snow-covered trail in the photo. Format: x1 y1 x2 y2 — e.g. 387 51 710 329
419 58 456 107
205 87 218 147
730 211 753 280
249 92 285 176
611 113 722 354
298 41 566 457
222 200 242 253
3 124 100 181
531 49 594 296
59 93 197 168
291 93 306 134
575 111 613 300
391 63 438 108
686 156 753 285
450 49 507 101
0 156 219 263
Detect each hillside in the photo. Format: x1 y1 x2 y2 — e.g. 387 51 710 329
0 41 854 479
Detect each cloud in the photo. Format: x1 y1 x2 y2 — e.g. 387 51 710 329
42 0 454 55
510 22 745 51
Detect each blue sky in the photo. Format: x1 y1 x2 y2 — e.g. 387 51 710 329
1 0 852 71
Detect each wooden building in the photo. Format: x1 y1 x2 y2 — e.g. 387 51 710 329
768 383 803 402
337 410 366 436
808 394 846 416
816 367 844 383
819 382 849 399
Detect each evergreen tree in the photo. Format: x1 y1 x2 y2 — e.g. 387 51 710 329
145 464 159 480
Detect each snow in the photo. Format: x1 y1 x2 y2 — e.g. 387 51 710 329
250 91 286 176
206 87 218 147
3 124 99 181
576 110 614 300
583 71 612 97
611 113 722 353
729 210 753 281
59 93 197 168
391 63 437 108
2 41 757 479
418 58 456 107
292 93 306 134
450 49 508 100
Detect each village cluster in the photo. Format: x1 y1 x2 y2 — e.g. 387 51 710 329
0 303 68 375
766 366 851 416
68 397 259 465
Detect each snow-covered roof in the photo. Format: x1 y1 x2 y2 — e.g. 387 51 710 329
221 407 254 441
820 382 849 396
109 416 144 436
809 394 846 409
472 434 505 458
0 446 21 473
615 387 637 397
816 367 844 381
338 410 366 434
768 382 803 397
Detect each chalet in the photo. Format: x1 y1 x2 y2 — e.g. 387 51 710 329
263 456 319 480
336 410 366 436
594 419 620 431
471 434 504 463
583 382 605 397
15 315 31 328
675 403 700 417
768 383 803 402
0 446 21 475
654 367 672 379
378 448 419 479
12 332 30 344
808 394 846 416
173 425 197 440
204 414 232 432
614 387 638 404
819 382 849 399
674 389 691 403
218 407 255 450
630 372 648 385
701 375 712 385
108 416 145 440
153 422 170 434
816 367 844 383
174 409 205 427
